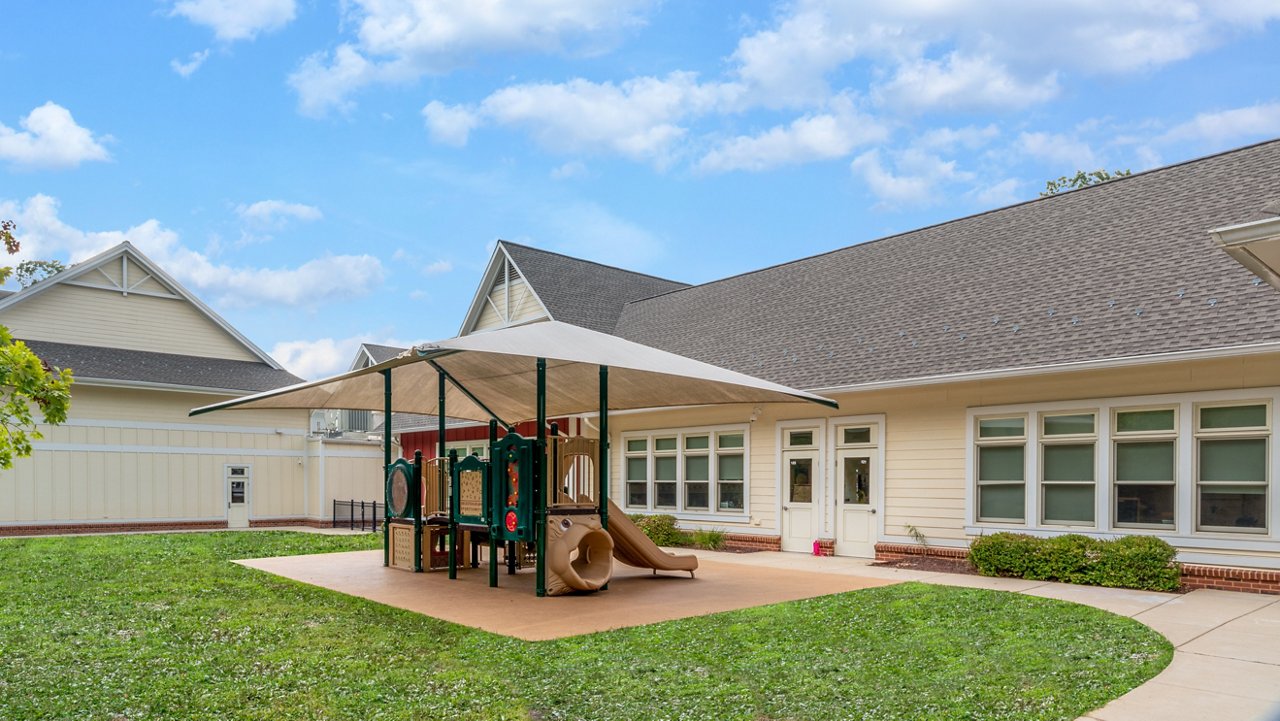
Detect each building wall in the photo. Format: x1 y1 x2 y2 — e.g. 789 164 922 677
605 351 1280 568
0 282 258 360
472 277 547 332
1 384 383 531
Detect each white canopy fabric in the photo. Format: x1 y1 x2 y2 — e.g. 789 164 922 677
191 320 837 423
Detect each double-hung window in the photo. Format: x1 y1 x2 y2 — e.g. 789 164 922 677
1196 403 1269 533
625 438 649 508
683 435 710 510
622 426 749 515
717 433 745 511
976 416 1026 522
654 437 679 509
1113 408 1177 529
1040 412 1097 526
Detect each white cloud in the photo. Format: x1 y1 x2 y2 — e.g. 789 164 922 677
422 101 479 146
170 49 211 78
170 0 296 42
550 160 587 180
291 0 656 115
0 194 382 309
850 148 973 207
236 199 323 227
1016 131 1101 170
873 53 1059 112
539 202 665 269
0 102 111 169
423 259 452 275
271 333 415 380
1159 101 1280 145
728 1 1280 113
916 124 1000 151
972 177 1022 207
697 97 888 173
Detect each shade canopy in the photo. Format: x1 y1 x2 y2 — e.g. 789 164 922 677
190 320 837 423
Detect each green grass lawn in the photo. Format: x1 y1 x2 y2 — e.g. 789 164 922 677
0 532 1171 721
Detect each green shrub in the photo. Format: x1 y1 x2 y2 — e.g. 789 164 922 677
969 532 1181 592
688 529 726 551
629 513 688 547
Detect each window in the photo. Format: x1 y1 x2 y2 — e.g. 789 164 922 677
1040 412 1096 526
625 438 648 508
1196 403 1269 533
1113 408 1176 529
976 416 1026 522
621 426 749 515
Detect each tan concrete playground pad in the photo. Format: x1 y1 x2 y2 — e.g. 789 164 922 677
235 549 897 641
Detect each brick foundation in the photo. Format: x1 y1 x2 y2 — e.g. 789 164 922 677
722 533 782 552
1181 564 1280 595
874 542 969 562
249 518 332 529
0 517 340 537
814 538 836 556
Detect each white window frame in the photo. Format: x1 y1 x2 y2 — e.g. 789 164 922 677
1194 400 1271 534
974 414 1029 524
965 387 1280 554
1038 410 1099 528
1112 405 1179 530
619 424 751 520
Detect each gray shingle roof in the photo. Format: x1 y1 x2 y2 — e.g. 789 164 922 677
501 241 689 334
361 343 406 364
25 340 304 393
615 139 1280 390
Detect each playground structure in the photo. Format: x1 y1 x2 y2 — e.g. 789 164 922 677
191 320 837 598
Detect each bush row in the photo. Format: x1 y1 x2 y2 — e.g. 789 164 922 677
628 514 726 551
969 532 1181 592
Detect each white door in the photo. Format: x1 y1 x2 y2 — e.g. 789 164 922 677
226 467 249 529
781 450 819 552
834 451 876 557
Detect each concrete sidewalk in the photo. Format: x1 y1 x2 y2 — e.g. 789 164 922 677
689 549 1280 721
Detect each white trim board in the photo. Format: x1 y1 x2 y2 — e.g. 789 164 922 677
33 442 384 459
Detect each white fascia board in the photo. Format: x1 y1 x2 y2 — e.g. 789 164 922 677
1209 217 1280 290
457 243 509 336
72 376 268 397
808 341 1280 396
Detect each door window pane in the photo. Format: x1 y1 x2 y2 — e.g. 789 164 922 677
978 446 1024 481
1116 442 1175 482
1200 485 1266 529
1200 404 1267 430
1043 444 1094 481
683 435 708 451
655 437 678 452
978 484 1024 521
1044 484 1094 524
626 439 647 453
843 427 871 444
1116 409 1175 433
1200 438 1266 482
655 456 677 481
788 430 814 446
685 455 709 481
626 482 647 507
979 417 1024 438
843 456 871 505
1116 484 1175 527
1044 413 1095 436
788 458 813 503
717 483 744 510
685 482 709 510
655 482 677 509
230 480 246 504
626 457 647 481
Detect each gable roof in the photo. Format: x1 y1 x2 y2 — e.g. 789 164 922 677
458 241 689 335
615 138 1280 391
0 241 283 368
28 339 302 393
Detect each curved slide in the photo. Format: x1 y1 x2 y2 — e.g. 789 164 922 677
606 501 699 576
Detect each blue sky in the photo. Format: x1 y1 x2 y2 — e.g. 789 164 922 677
3 1 1280 378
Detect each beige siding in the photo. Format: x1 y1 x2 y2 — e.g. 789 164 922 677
1 283 258 361
601 352 1280 564
473 278 547 332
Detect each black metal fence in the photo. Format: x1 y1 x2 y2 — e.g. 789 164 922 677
333 499 383 531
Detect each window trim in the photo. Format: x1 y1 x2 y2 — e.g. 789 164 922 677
1194 400 1271 534
974 413 1029 524
1112 405 1178 530
1038 409 1098 528
620 423 751 517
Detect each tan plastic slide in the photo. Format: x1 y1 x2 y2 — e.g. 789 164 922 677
606 501 699 577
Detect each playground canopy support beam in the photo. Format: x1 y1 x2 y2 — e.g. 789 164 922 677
535 357 547 598
599 364 609 592
428 359 514 432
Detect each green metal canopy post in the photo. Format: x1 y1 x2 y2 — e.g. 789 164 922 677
535 357 547 598
488 419 499 588
382 368 392 567
443 368 457 581
412 449 423 572
599 364 609 591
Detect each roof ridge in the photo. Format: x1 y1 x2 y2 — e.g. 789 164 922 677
622 136 1280 306
498 239 689 287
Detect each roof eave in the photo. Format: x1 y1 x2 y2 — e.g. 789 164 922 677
1211 217 1280 290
